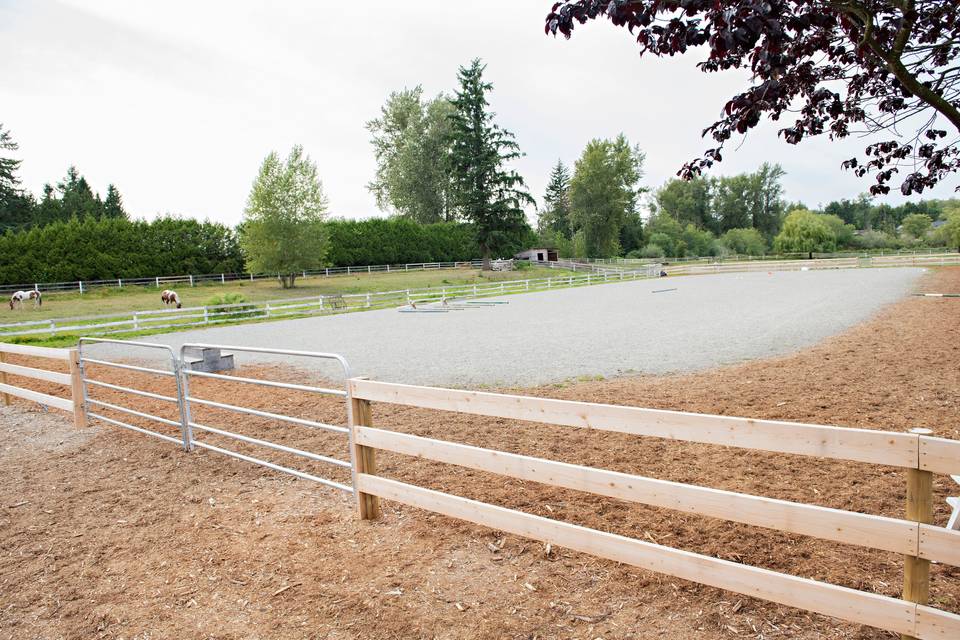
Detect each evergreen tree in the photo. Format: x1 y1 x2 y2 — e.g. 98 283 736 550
34 184 63 227
538 160 571 238
448 59 533 269
0 124 22 202
0 124 35 233
57 166 102 220
103 184 127 219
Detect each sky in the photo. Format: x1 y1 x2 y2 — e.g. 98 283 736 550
1 0 957 227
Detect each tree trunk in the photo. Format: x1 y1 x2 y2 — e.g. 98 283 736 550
481 246 492 271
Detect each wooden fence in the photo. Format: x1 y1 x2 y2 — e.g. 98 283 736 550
0 342 85 428
346 379 960 640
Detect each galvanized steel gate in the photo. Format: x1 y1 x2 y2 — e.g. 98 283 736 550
77 338 356 494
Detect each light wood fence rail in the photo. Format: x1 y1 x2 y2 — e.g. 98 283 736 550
347 378 960 640
0 343 85 427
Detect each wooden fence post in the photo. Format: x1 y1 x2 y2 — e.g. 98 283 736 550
349 378 380 520
0 352 9 406
902 427 934 640
68 349 86 428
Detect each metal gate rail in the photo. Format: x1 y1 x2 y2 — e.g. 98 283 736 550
178 343 353 493
78 338 189 447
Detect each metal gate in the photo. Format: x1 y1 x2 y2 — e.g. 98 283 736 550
77 339 355 494
78 338 188 446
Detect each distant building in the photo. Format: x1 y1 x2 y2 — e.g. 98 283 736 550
514 247 558 262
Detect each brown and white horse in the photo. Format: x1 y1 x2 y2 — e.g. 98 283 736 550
9 290 42 310
160 289 182 309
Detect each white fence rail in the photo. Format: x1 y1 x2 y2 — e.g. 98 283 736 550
663 252 960 276
0 266 663 338
589 249 960 266
0 260 490 296
2 252 954 339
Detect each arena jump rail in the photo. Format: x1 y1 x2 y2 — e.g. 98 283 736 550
347 378 960 640
0 342 84 427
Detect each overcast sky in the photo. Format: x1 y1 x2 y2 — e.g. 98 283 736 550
2 0 956 227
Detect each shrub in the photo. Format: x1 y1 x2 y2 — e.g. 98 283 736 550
681 224 716 257
851 230 901 250
646 232 675 257
719 228 766 256
205 292 248 306
205 293 258 319
638 243 665 259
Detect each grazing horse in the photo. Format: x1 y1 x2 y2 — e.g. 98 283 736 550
9 290 41 310
160 289 182 309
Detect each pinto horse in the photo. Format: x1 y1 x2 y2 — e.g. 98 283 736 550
9 290 42 310
160 289 182 309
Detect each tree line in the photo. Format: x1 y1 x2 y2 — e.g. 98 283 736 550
0 125 128 233
5 43 960 289
0 216 242 285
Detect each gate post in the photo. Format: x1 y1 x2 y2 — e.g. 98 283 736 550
174 353 193 452
0 352 9 406
348 377 380 520
902 427 934 640
68 349 87 428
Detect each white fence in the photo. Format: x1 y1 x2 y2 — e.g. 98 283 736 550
0 260 489 296
663 252 960 276
2 252 955 339
589 248 960 266
0 266 663 338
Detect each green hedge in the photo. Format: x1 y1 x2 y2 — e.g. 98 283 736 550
0 216 243 284
324 218 481 266
0 215 533 285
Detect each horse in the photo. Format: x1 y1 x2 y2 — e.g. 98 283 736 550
9 290 41 310
160 289 182 309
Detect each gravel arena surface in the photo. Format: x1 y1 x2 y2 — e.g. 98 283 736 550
1 267 959 640
86 267 925 387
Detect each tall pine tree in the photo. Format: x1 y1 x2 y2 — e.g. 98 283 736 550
103 184 128 219
538 160 571 238
0 124 35 232
448 59 533 269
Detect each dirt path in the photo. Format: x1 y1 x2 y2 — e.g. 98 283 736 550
1 268 958 640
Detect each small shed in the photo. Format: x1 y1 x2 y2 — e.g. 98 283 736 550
514 247 558 262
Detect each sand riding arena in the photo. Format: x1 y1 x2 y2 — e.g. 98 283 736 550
1 267 959 639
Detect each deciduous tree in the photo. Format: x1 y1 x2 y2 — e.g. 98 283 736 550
366 87 457 223
901 212 933 238
569 134 645 257
772 209 837 256
546 1 960 195
939 209 960 252
720 227 767 256
240 146 329 288
654 176 715 233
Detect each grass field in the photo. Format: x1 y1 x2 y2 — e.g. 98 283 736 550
0 265 575 325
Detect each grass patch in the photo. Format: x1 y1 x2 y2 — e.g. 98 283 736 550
0 267 577 325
